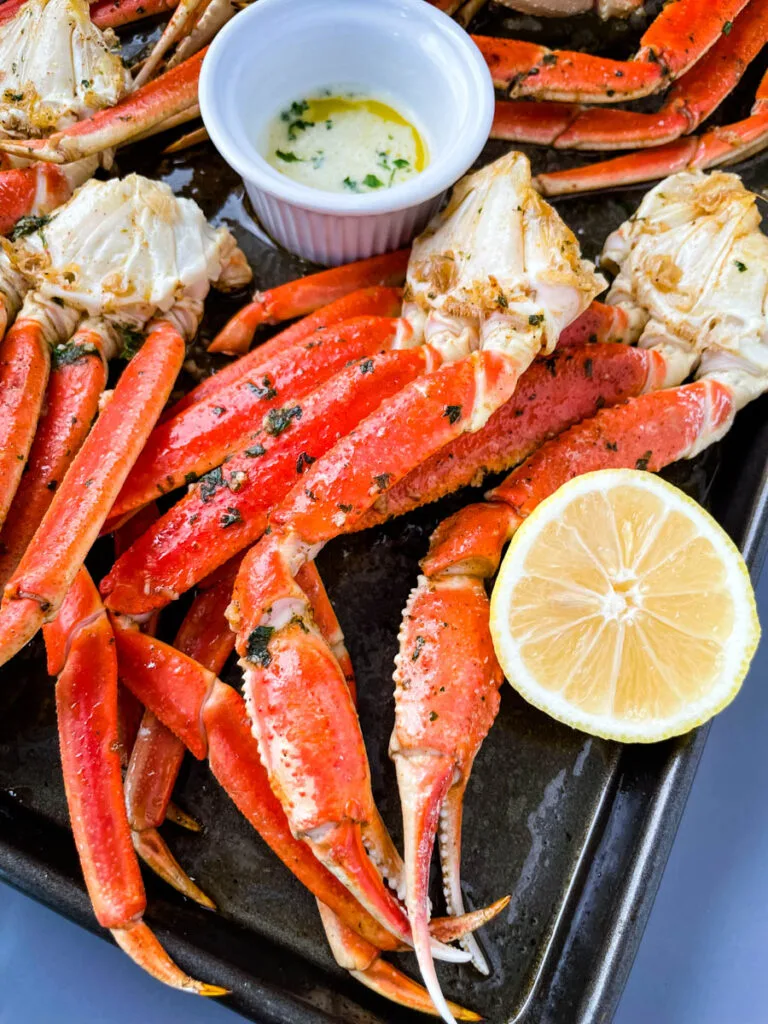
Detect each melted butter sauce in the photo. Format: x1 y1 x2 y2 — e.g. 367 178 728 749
265 91 428 194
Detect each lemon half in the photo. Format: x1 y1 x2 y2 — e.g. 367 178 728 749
489 469 760 742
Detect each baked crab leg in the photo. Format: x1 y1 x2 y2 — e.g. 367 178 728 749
102 339 648 616
113 344 650 906
112 617 490 963
389 164 768 1022
491 0 768 151
0 174 250 663
474 0 751 102
208 249 410 355
106 290 626 526
536 66 768 195
119 560 496 1016
43 567 226 994
210 155 600 1004
434 0 643 18
0 0 217 234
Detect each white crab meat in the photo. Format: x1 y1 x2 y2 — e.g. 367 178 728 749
12 174 251 338
0 0 130 138
404 151 605 368
602 169 768 409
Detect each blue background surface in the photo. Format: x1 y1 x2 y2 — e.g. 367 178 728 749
2 567 767 1024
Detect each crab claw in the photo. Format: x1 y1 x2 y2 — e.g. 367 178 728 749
391 574 505 1021
237 618 469 965
318 901 482 1021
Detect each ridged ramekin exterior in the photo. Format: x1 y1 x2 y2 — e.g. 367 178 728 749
246 186 445 266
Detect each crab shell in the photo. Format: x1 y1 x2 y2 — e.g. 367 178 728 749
403 151 606 365
13 173 250 336
602 169 768 409
0 0 130 139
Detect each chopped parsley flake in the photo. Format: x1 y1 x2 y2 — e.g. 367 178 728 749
264 405 302 436
246 625 274 666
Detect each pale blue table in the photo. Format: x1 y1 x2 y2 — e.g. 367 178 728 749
2 568 767 1024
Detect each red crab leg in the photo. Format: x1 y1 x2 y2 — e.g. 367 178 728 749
90 0 180 28
113 622 486 960
536 68 768 195
305 561 495 1016
134 0 212 89
126 572 235 909
171 286 402 415
0 327 108 587
0 51 204 164
224 354 529 949
393 376 735 1023
360 343 663 528
208 250 410 355
474 0 750 102
0 320 185 665
113 508 163 769
102 347 435 615
44 569 224 995
113 504 208 901
102 336 640 615
225 334 659 1012
0 321 51 532
111 315 409 519
492 0 768 150
0 164 78 236
317 903 481 1021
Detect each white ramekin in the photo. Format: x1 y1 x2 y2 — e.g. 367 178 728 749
199 0 494 265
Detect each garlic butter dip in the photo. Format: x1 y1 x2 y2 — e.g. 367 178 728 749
265 92 428 194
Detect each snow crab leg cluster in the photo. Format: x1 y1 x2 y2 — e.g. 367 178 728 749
107 160 768 1017
2 145 767 1018
431 0 768 194
0 0 236 236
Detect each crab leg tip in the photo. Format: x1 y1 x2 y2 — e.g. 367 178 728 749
165 802 203 832
132 828 216 910
111 922 227 995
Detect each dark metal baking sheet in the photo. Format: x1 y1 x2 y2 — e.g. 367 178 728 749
1 5 767 1023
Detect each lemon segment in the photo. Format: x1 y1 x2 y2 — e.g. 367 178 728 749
489 469 760 742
